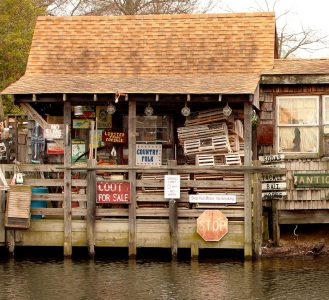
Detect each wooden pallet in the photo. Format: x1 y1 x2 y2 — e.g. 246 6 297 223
196 155 215 166
225 153 242 165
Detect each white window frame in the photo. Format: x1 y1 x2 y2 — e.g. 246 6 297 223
277 96 319 154
323 96 329 127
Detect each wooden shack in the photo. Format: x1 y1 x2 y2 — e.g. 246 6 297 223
0 13 281 259
259 59 329 241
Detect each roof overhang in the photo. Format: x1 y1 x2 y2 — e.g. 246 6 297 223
1 74 260 96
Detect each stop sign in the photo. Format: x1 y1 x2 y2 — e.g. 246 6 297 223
197 210 228 241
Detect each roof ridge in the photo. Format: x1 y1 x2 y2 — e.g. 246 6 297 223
37 12 275 21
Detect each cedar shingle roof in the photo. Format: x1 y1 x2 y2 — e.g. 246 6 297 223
2 13 276 95
263 59 329 75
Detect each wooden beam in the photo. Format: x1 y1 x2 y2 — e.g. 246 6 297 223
271 199 280 245
244 101 253 259
261 74 329 85
63 101 72 257
168 160 178 259
20 103 63 148
87 159 97 257
252 161 262 259
128 99 137 258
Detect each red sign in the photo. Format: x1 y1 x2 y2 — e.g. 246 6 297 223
197 210 228 241
102 131 127 144
96 181 131 204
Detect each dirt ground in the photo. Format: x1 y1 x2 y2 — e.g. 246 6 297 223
261 224 329 257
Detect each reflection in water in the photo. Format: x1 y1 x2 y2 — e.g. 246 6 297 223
1 256 329 300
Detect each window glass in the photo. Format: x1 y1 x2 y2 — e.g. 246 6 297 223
278 127 318 153
278 97 318 125
277 96 319 154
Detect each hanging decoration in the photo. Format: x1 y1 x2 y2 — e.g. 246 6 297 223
106 103 116 115
181 103 191 117
223 102 232 118
144 103 154 116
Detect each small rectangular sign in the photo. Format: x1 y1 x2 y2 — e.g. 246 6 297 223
189 194 237 204
96 181 131 204
164 175 180 199
294 173 329 188
136 144 162 166
262 191 287 200
47 143 64 155
102 131 127 144
262 174 286 182
259 154 285 163
44 124 64 140
262 182 287 191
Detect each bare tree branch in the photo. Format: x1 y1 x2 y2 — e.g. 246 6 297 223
48 0 215 16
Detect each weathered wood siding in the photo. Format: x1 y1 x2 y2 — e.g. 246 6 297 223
259 86 329 210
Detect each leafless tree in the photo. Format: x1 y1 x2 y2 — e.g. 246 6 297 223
249 0 328 58
47 0 215 16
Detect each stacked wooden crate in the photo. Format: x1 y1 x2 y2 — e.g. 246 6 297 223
177 109 244 166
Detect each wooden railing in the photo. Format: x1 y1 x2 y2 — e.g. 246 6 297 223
0 162 285 258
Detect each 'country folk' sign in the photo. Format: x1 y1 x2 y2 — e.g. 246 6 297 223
294 173 329 188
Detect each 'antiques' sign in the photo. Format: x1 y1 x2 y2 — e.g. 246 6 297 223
102 131 127 144
96 181 131 204
136 144 162 166
294 173 329 188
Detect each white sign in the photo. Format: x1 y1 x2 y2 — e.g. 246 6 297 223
262 191 287 200
189 194 237 204
262 182 287 191
164 175 180 199
136 144 162 166
259 154 285 163
262 175 286 182
44 124 63 140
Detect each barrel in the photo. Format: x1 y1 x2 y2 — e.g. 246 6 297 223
31 187 48 219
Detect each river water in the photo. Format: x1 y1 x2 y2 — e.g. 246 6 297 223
1 250 329 300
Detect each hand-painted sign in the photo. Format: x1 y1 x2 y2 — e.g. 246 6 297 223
262 191 287 200
96 181 131 204
164 175 180 199
136 144 162 166
44 124 64 140
262 175 286 182
262 182 287 191
189 194 236 204
102 131 127 144
259 154 285 163
197 210 228 242
294 173 329 188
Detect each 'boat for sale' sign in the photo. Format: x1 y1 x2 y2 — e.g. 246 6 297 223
96 181 131 204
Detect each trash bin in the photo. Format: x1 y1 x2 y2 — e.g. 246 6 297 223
31 187 48 219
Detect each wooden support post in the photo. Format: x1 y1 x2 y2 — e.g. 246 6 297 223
63 102 72 257
244 101 253 259
271 199 280 245
128 99 137 258
252 162 262 259
191 242 199 260
6 229 15 257
87 159 97 257
0 190 5 248
168 160 178 259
